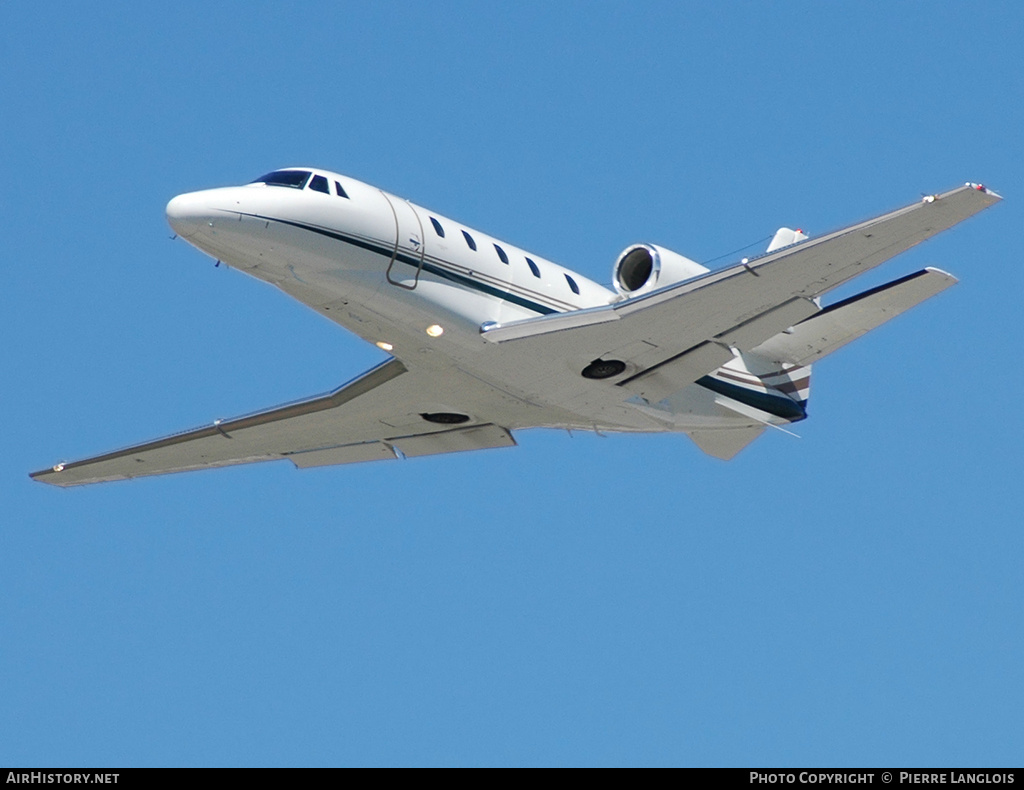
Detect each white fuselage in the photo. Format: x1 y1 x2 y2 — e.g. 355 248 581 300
166 167 792 433
167 170 614 349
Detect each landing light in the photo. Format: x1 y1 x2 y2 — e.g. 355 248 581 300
425 324 444 338
376 341 394 352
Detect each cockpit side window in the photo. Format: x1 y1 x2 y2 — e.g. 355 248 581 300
250 170 311 189
335 181 349 199
309 175 330 194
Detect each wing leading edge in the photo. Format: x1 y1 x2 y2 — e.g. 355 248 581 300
31 359 517 487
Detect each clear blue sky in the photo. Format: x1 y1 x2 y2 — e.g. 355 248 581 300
3 2 1021 767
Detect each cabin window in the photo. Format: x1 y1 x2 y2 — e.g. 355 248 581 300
565 274 580 295
430 217 445 237
494 244 509 264
335 181 349 198
309 175 330 194
250 170 311 189
462 230 477 251
525 257 541 278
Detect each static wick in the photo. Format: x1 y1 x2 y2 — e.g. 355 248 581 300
767 422 802 439
742 257 760 276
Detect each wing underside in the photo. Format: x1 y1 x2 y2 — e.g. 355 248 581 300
483 184 999 404
31 359 519 487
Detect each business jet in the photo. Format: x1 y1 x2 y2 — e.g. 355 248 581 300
31 169 1000 486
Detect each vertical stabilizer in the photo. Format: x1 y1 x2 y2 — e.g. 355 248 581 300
757 362 812 406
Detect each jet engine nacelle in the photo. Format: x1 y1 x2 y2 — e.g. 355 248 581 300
612 243 709 297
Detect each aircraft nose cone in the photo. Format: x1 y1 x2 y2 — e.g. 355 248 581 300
166 192 205 238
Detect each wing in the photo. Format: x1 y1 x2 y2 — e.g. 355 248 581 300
31 359 519 487
484 184 999 403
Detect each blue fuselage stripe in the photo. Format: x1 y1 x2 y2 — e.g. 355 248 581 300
696 375 807 421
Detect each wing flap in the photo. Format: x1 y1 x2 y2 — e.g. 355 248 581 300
392 424 516 458
288 441 397 468
288 424 516 467
622 341 735 403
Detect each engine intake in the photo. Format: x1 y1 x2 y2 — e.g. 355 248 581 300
613 243 709 297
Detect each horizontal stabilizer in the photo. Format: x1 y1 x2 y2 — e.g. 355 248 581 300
751 268 958 367
687 426 765 460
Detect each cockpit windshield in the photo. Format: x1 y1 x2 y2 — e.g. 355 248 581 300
250 170 312 189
